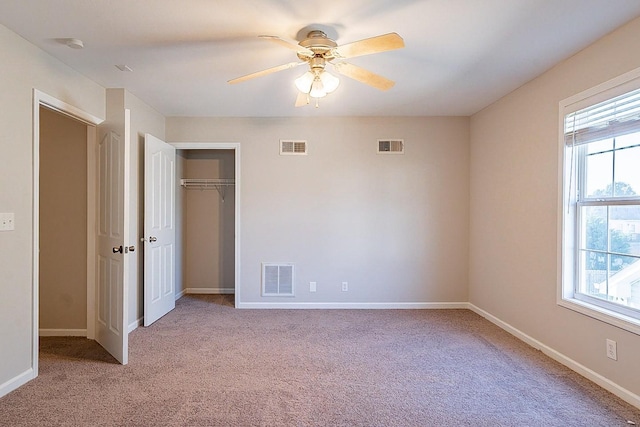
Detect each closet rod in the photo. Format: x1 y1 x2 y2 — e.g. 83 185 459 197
180 178 234 189
180 178 235 201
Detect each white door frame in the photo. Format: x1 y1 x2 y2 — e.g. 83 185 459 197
32 89 103 376
171 142 241 307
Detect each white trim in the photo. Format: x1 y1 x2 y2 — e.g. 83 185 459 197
32 92 40 379
171 142 240 150
236 302 470 309
86 126 96 340
170 142 241 308
38 329 87 337
558 298 640 336
0 368 34 399
469 304 640 409
32 89 104 381
186 287 235 295
127 318 143 333
35 90 103 126
560 67 640 114
176 288 187 300
122 109 131 359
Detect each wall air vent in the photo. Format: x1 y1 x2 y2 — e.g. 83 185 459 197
280 140 307 155
377 139 404 154
262 263 295 296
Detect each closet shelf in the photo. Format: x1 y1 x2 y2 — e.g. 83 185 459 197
180 178 235 202
180 178 235 189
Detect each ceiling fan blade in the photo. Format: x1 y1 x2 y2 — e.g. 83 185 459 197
258 35 314 56
228 62 304 84
295 91 310 107
332 62 395 91
334 33 404 59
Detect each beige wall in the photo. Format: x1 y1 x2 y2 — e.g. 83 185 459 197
469 17 640 397
0 23 105 391
167 117 470 304
181 150 235 293
38 107 87 331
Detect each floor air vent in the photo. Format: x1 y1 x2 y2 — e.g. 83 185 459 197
378 139 404 154
262 263 294 296
280 140 307 155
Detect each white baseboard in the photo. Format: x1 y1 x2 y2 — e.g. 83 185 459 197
186 287 235 295
468 304 640 410
236 301 469 309
38 329 87 337
176 288 187 299
0 368 34 399
127 317 143 333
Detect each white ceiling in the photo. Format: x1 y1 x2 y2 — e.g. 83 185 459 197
2 0 640 117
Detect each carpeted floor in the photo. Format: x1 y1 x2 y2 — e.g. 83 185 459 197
0 294 638 426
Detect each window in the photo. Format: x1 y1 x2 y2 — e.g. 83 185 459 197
560 72 640 334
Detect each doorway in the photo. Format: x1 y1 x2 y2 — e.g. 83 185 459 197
171 142 241 307
38 106 88 337
32 90 103 376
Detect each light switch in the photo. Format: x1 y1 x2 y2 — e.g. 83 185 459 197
0 213 15 231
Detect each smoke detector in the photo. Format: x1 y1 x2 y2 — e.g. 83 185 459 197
65 38 84 49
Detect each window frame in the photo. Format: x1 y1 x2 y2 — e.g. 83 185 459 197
558 67 640 336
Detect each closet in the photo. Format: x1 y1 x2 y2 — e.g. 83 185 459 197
39 106 88 336
176 149 236 297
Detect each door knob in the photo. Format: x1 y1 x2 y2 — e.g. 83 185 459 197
112 246 123 254
149 236 157 242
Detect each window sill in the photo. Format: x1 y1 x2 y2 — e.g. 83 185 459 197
559 296 640 336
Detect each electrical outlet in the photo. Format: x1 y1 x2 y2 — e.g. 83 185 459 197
309 281 316 293
606 339 617 360
341 281 348 292
0 213 15 231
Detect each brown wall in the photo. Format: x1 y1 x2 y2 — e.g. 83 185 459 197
39 106 87 331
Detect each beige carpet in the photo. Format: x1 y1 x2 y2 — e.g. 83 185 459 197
0 294 638 426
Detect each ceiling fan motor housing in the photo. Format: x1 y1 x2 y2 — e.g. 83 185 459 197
298 30 337 61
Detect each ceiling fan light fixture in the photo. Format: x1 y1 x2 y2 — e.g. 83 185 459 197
309 77 327 98
319 71 339 93
295 71 315 93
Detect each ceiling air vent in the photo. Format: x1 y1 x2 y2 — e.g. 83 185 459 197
280 140 307 155
377 139 404 154
262 263 294 296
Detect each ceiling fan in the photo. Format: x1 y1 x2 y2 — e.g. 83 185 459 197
228 30 405 107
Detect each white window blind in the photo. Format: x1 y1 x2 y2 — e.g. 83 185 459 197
564 87 640 146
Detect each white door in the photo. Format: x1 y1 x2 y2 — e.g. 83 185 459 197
96 126 129 364
144 134 176 326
